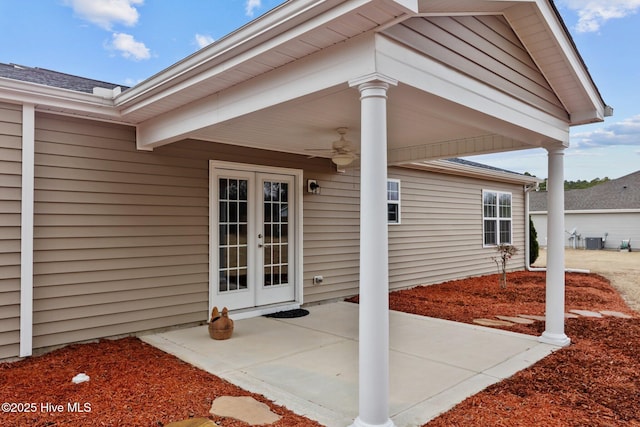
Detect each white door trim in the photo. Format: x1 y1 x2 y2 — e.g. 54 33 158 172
208 160 304 316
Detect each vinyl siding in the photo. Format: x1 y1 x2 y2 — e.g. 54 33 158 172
302 165 360 302
302 166 527 303
32 114 211 350
0 102 22 359
30 112 332 351
382 15 567 120
387 167 526 290
17 111 529 351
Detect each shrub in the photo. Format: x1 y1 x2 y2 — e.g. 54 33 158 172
530 216 539 265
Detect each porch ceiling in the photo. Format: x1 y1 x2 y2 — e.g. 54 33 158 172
184 81 535 163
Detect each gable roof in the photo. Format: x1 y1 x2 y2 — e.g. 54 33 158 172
0 63 126 93
530 171 640 211
0 0 609 160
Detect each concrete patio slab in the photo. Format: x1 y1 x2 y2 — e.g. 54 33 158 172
142 301 558 427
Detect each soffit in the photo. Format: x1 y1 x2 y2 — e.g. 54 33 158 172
117 0 411 123
178 79 534 161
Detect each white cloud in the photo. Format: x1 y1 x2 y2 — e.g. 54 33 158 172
195 34 215 49
245 0 262 17
108 33 151 60
558 0 640 32
571 115 640 148
65 0 144 30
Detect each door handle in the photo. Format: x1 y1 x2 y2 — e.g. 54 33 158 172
258 233 263 248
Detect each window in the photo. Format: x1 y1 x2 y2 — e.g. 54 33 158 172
483 190 511 246
387 179 400 224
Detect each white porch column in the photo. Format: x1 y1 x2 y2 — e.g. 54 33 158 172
539 147 570 347
349 73 397 427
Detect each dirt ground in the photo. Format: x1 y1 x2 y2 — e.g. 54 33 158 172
533 248 640 312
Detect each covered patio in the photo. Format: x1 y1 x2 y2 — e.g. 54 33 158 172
11 1 608 425
118 2 606 425
142 301 558 427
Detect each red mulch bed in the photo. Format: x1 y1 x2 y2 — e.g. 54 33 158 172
0 337 322 426
349 271 640 427
2 271 638 426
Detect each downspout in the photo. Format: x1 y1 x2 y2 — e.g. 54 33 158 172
525 184 590 274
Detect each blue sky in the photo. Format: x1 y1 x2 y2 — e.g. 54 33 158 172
0 0 638 181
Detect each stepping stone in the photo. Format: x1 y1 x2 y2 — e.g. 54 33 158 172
600 310 633 319
565 312 580 319
517 314 546 322
569 309 603 318
473 318 514 327
210 396 281 426
165 418 218 427
496 315 535 325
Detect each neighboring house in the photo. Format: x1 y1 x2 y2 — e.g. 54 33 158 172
530 171 640 250
0 1 608 425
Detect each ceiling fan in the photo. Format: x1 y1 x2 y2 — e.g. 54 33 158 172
306 127 358 167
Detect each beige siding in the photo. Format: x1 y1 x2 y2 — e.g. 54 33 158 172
382 15 567 120
302 165 360 303
30 113 331 351
387 167 526 290
0 102 22 359
302 166 528 303
21 110 529 351
32 115 213 350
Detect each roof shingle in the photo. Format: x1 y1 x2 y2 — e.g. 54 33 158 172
530 170 640 211
0 62 127 93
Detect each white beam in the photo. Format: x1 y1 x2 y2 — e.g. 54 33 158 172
388 134 532 164
20 104 35 357
349 74 397 427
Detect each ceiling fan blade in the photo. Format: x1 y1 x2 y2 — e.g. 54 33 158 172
304 148 335 153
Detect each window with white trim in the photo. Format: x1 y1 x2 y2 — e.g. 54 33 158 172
387 179 400 224
483 190 512 246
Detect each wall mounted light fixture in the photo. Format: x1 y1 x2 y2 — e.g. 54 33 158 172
307 179 320 194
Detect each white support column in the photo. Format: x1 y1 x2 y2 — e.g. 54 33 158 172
20 104 35 357
349 73 397 427
539 147 570 347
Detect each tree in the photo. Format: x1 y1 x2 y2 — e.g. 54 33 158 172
492 244 518 289
529 176 610 192
529 216 539 265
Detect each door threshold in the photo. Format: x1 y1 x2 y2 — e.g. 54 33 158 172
229 302 301 320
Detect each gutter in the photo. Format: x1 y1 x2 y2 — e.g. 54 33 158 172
525 185 590 274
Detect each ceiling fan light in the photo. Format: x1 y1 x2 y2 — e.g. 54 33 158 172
332 152 354 166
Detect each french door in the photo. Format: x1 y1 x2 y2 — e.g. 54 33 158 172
210 163 298 311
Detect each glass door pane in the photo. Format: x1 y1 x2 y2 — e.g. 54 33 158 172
218 178 249 293
262 180 289 287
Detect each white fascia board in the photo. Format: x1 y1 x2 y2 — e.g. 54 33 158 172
403 159 542 185
117 0 407 115
375 36 570 145
0 77 123 121
531 209 640 214
567 209 638 215
136 34 376 149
